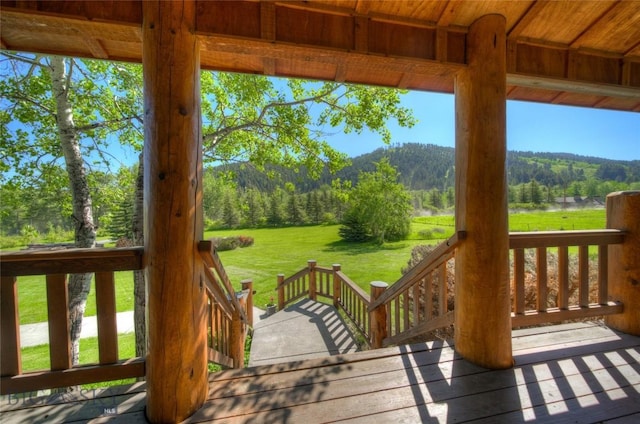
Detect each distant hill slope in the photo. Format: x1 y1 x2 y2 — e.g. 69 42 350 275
212 143 640 192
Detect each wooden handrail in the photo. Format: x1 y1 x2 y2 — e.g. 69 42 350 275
336 271 371 340
510 229 626 328
198 241 247 324
0 246 144 276
273 227 626 350
0 247 146 395
509 229 625 249
369 231 465 311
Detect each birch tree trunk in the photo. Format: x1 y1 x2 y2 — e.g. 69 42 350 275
50 56 96 366
132 153 146 358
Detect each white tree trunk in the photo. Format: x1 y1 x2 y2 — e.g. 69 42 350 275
50 56 96 366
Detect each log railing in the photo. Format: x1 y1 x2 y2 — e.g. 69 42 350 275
369 231 466 347
198 241 252 369
277 261 372 341
0 242 251 396
0 247 145 395
276 229 627 350
509 229 625 327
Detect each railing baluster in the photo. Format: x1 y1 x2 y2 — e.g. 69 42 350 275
95 271 118 364
598 245 608 305
514 248 525 314
438 263 447 316
403 290 410 331
46 274 71 371
536 248 547 312
426 273 433 320
558 246 569 310
394 297 400 335
1 276 21 376
1 247 146 394
412 280 420 326
579 245 589 307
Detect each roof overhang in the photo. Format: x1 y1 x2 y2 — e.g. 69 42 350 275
1 1 639 112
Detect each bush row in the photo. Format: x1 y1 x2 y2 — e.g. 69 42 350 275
210 235 254 251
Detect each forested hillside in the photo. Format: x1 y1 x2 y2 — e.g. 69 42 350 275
214 143 640 193
3 143 639 240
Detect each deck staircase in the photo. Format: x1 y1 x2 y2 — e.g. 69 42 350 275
249 299 359 367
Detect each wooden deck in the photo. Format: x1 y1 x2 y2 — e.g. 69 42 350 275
2 322 639 423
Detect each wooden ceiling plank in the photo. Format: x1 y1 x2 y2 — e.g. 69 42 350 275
354 0 371 16
625 40 640 58
437 0 462 27
2 1 639 113
507 0 548 39
570 1 638 52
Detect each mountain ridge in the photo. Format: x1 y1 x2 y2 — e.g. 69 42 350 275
212 142 640 192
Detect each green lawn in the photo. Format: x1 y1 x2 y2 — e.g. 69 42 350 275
13 208 606 323
20 332 137 389
16 271 135 325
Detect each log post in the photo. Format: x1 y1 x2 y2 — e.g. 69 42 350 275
242 279 254 328
1 276 21 377
142 1 207 421
332 264 341 307
369 281 388 349
277 274 285 310
230 295 246 368
605 191 640 335
453 14 513 369
308 260 317 301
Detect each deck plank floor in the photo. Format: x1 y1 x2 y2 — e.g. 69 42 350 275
2 322 638 423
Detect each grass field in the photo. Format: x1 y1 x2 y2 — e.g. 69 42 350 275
12 208 606 323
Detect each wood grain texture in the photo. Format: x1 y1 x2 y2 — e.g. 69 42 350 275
46 274 71 371
142 0 207 421
454 13 512 369
95 271 118 364
2 2 639 112
606 191 640 335
3 323 638 423
0 276 21 377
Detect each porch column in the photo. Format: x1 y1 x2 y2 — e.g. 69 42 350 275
454 14 513 369
142 1 207 422
605 191 640 335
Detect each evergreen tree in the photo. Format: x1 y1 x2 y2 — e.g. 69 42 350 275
530 180 542 205
267 189 286 226
222 191 240 228
286 192 307 225
340 158 412 244
244 188 264 227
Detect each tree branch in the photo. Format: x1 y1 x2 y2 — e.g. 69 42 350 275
75 115 142 133
203 84 343 145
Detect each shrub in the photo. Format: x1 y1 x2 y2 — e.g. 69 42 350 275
210 235 254 251
237 236 254 248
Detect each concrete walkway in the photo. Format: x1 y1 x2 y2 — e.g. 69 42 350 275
20 307 266 348
249 298 359 367
19 311 136 347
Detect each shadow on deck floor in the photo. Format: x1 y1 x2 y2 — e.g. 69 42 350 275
249 299 359 367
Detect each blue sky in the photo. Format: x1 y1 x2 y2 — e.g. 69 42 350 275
331 91 640 161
